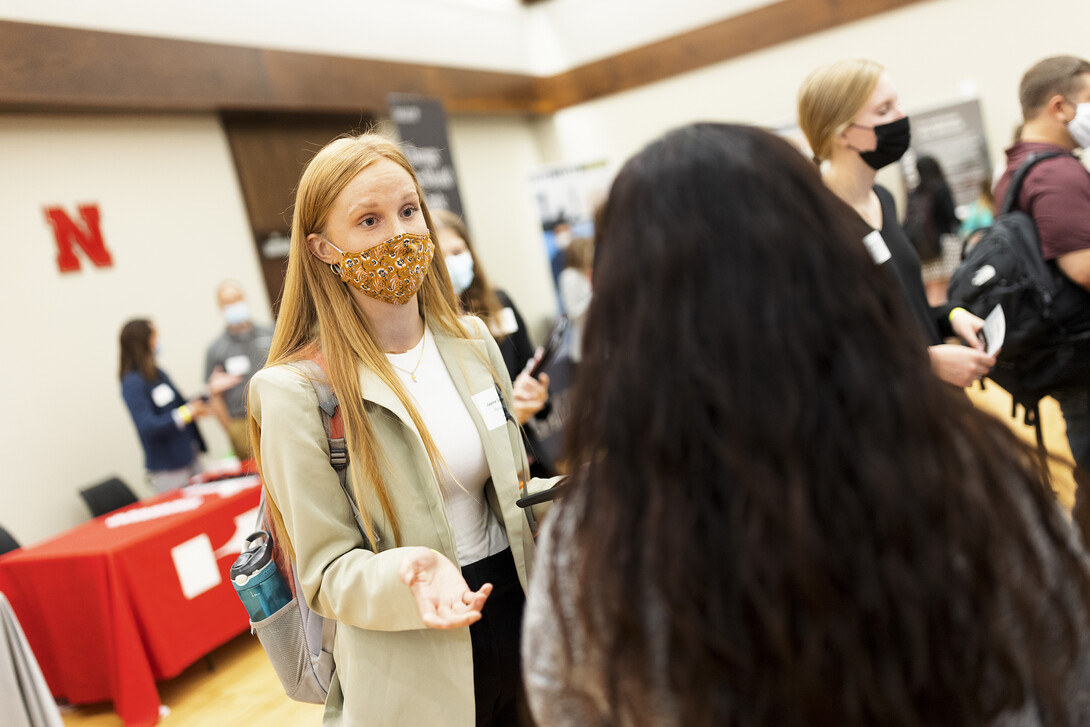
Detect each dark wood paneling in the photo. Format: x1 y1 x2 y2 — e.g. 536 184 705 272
536 0 931 109
0 21 538 115
0 1 931 116
259 50 542 115
222 113 375 313
0 22 270 110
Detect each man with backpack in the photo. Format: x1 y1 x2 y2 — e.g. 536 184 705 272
994 55 1090 535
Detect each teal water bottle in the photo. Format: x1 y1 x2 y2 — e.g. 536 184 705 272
231 531 292 621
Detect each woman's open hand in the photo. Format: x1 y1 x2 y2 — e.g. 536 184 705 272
399 547 492 629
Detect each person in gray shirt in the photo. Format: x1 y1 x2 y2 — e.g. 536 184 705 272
205 281 273 459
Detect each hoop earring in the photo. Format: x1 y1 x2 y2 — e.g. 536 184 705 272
329 262 342 277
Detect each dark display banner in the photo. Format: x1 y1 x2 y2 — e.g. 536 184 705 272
899 98 992 208
387 94 465 219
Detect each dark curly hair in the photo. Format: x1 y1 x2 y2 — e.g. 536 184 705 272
552 122 1090 726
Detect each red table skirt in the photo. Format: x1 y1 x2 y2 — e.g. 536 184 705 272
0 479 261 726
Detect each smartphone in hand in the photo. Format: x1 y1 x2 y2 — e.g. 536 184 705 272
529 317 569 379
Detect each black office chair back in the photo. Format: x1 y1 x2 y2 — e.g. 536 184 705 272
0 526 19 556
80 477 139 519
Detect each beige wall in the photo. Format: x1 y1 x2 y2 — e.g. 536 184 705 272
446 114 560 341
533 0 1090 203
0 114 269 545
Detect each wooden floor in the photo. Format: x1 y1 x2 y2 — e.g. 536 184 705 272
60 631 322 726
59 383 1079 727
965 382 1077 508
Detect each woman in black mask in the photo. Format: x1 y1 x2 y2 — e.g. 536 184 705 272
798 59 995 387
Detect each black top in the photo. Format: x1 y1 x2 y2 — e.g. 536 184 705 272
904 184 959 261
875 185 955 345
492 289 558 477
494 290 536 381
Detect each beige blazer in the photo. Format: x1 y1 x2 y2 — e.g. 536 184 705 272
248 317 554 726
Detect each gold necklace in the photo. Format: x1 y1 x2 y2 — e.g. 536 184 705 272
389 330 426 382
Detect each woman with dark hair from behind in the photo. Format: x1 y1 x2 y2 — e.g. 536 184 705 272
521 122 1090 726
119 319 209 492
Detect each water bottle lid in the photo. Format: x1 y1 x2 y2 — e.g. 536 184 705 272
230 530 274 580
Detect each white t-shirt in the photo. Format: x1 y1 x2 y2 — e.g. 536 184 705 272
386 330 508 566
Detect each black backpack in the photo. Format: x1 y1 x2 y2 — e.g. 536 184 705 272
947 151 1090 446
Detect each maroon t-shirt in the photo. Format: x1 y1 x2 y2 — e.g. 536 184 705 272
994 141 1090 260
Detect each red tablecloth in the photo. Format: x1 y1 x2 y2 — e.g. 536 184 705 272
0 478 262 727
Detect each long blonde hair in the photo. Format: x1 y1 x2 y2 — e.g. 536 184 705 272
250 133 470 553
797 58 884 164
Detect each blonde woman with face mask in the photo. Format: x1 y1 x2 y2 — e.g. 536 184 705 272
798 59 996 388
247 133 555 726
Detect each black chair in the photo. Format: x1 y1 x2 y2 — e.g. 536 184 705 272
79 477 139 518
0 526 19 556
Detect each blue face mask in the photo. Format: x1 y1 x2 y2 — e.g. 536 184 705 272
154 343 162 358
445 252 475 295
223 301 250 327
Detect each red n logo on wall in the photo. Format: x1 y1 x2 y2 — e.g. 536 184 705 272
44 204 114 273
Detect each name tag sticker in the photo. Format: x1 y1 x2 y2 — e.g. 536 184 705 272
862 230 892 265
496 307 519 335
225 355 252 376
472 388 507 431
151 383 176 407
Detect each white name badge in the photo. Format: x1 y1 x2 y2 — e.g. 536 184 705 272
151 383 176 408
225 355 252 376
862 230 892 265
492 309 516 340
472 387 507 431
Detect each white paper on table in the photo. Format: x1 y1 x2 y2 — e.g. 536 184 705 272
213 507 261 560
182 475 260 499
981 305 1005 356
104 496 203 528
171 533 222 599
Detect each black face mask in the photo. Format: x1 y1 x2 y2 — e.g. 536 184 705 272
851 116 911 170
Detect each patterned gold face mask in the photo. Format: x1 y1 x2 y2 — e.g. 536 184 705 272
327 232 435 305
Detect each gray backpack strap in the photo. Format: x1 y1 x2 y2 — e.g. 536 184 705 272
243 358 378 705
292 359 375 548
309 374 348 473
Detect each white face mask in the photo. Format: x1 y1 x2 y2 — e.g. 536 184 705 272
1068 102 1090 149
223 301 250 327
445 252 475 295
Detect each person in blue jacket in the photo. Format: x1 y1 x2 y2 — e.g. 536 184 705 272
119 318 209 492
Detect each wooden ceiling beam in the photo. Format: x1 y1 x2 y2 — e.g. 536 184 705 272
0 1 929 116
